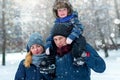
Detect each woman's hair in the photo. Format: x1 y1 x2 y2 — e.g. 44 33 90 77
53 1 73 18
24 51 32 68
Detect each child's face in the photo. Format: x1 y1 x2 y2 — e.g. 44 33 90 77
30 44 44 55
57 8 68 18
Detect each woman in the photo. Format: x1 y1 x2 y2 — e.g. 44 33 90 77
49 23 106 80
15 32 52 80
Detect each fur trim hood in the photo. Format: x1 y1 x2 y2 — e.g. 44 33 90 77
53 0 73 18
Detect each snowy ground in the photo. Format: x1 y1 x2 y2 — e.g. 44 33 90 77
91 50 120 80
0 49 120 80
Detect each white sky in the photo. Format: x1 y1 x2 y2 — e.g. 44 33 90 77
0 49 120 80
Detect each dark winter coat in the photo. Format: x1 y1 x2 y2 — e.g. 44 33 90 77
55 11 84 39
54 43 106 80
15 60 52 80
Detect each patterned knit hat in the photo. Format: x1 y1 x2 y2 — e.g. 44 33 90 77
52 23 73 38
26 32 44 52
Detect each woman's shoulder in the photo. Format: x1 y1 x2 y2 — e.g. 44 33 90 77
19 59 25 65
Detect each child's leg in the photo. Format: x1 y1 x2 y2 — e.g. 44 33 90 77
72 35 86 65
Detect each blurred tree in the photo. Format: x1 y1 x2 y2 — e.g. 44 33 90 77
0 0 120 58
1 0 6 65
114 0 120 35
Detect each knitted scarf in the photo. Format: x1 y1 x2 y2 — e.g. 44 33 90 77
32 54 45 67
57 44 72 57
55 13 74 23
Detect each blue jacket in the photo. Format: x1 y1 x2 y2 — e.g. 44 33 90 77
46 11 84 49
55 11 84 35
54 43 106 80
15 60 52 80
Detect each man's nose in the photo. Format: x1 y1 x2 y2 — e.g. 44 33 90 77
57 40 61 44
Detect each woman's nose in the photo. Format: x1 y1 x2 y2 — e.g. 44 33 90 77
34 48 38 51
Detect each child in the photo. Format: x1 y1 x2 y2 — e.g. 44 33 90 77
46 1 86 66
15 32 53 80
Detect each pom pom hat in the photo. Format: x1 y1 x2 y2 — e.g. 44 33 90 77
26 32 44 52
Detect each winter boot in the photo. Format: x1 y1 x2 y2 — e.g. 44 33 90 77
72 35 86 66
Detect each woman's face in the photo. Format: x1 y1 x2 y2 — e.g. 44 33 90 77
30 44 44 55
53 35 67 48
57 8 68 18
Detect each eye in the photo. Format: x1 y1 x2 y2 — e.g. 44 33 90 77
58 9 62 12
54 38 57 42
31 46 35 50
63 8 67 10
59 36 64 40
36 44 41 47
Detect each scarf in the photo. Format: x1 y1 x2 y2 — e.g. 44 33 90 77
55 13 74 23
57 44 72 57
55 11 78 23
32 53 45 67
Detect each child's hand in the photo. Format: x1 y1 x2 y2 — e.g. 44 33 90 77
66 38 73 44
46 48 50 55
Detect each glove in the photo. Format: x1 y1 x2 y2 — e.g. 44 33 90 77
39 55 55 74
73 52 90 66
73 57 85 66
45 48 50 55
66 38 73 44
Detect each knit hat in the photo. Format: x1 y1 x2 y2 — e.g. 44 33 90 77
52 23 73 38
26 32 44 52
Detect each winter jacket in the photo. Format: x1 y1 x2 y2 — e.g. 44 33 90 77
55 11 84 35
15 60 52 80
54 43 106 80
46 11 84 49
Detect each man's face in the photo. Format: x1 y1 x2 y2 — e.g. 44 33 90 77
53 35 67 48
